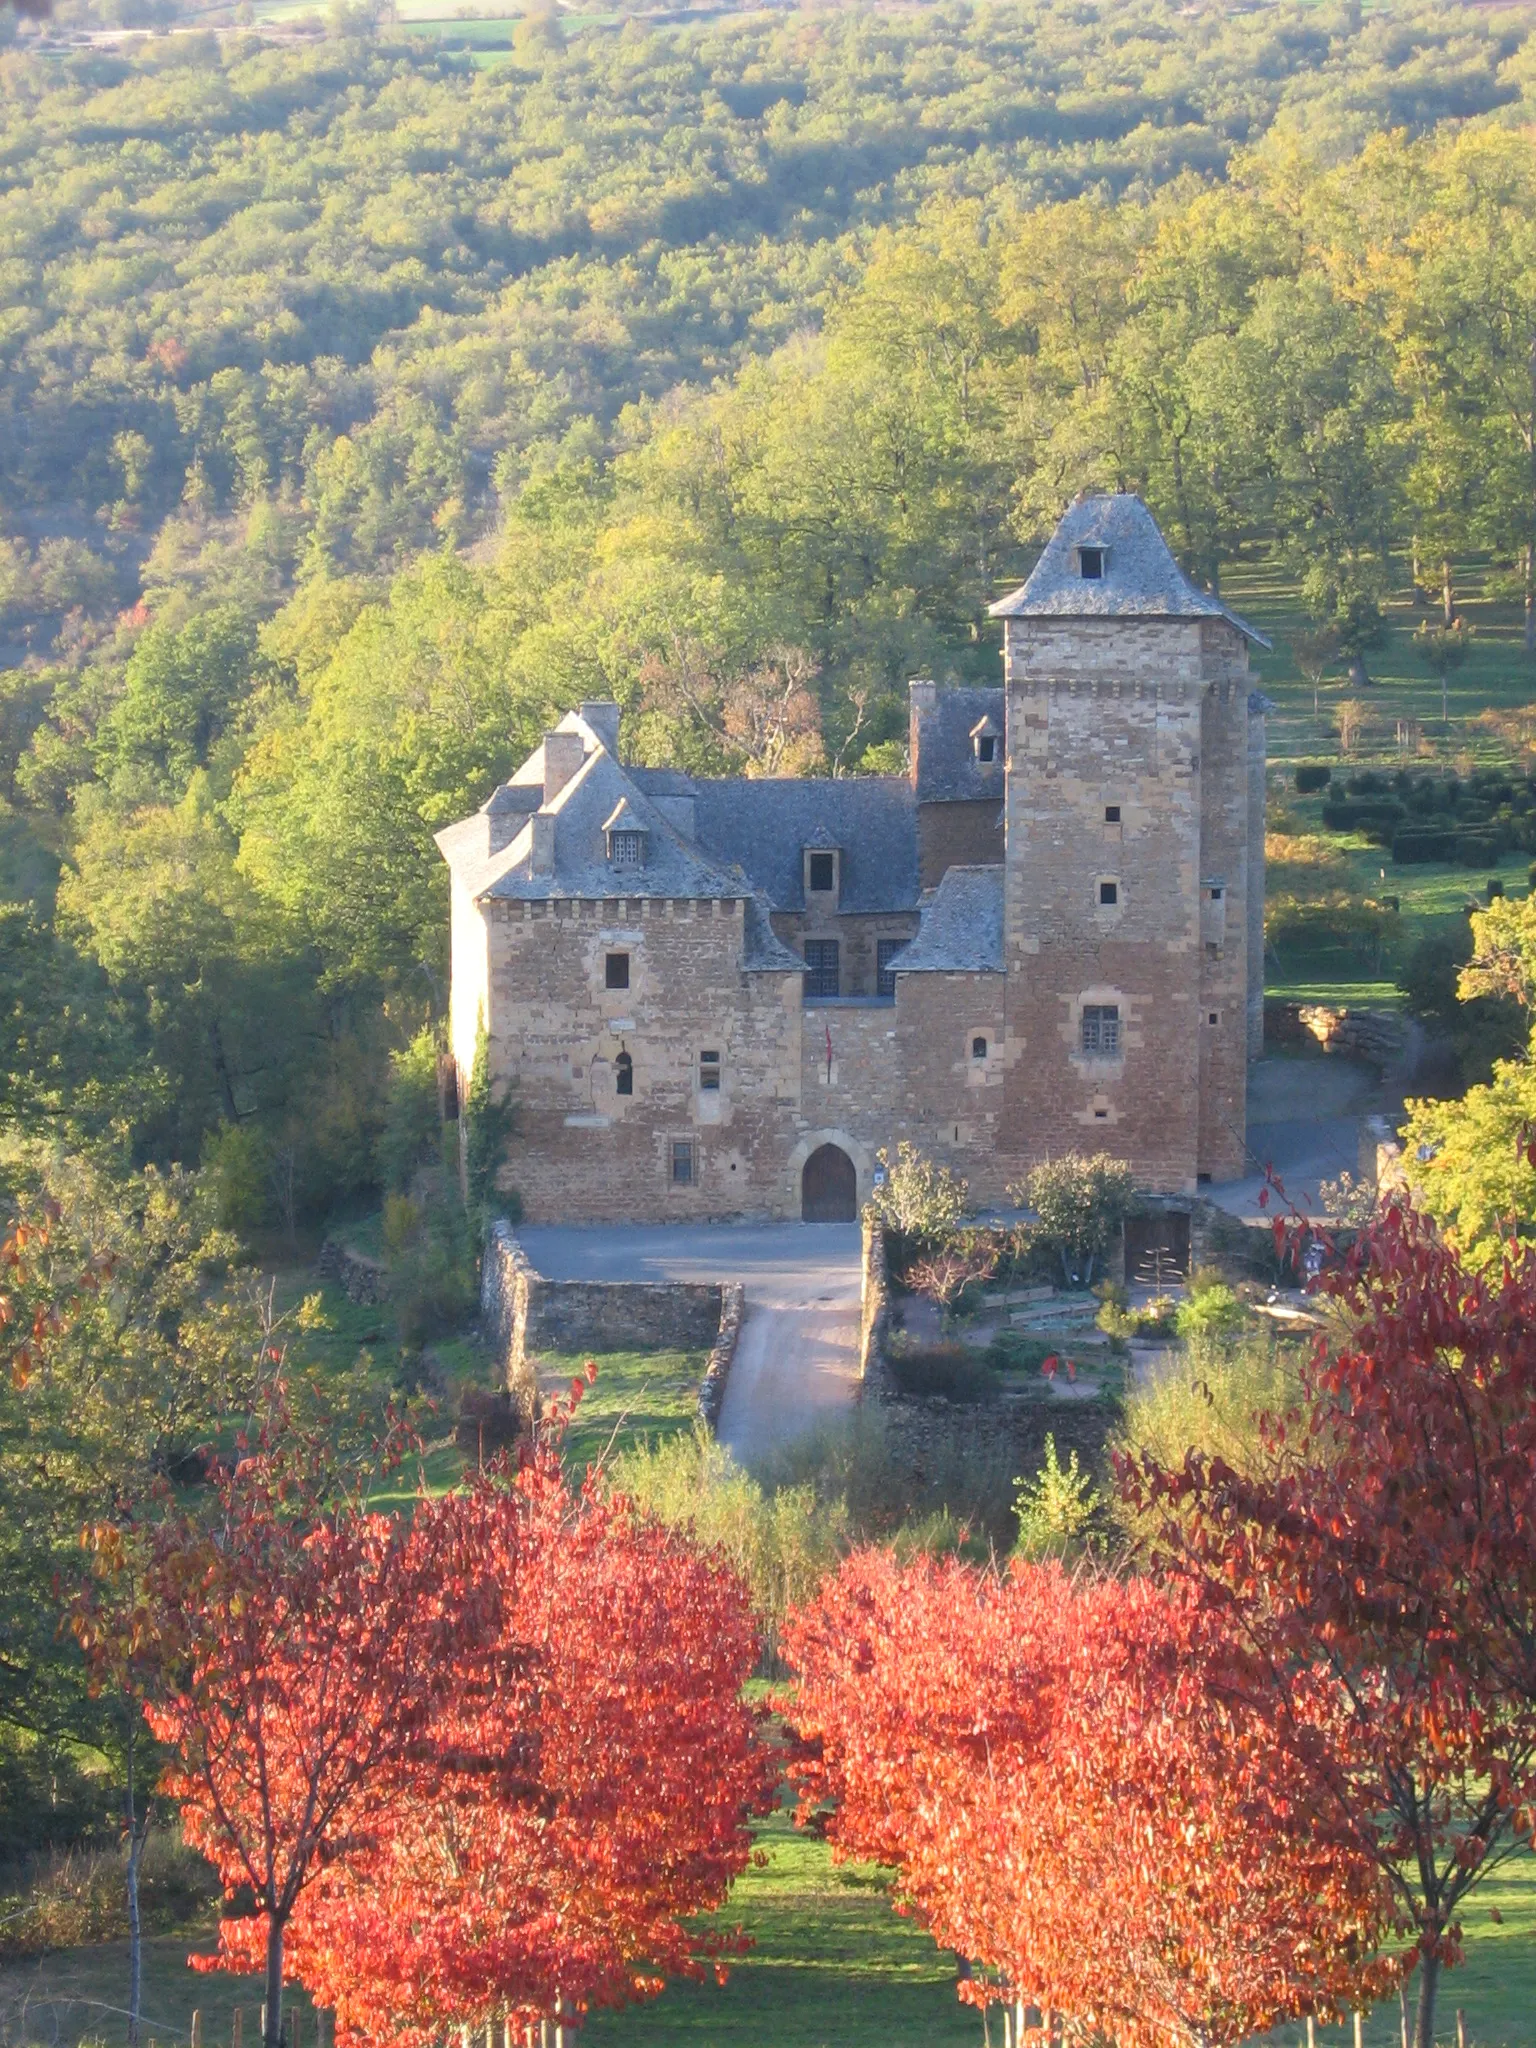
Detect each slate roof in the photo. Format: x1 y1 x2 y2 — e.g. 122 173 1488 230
742 894 805 973
437 711 923 925
912 686 1007 803
436 741 744 906
885 867 1004 975
679 776 920 914
989 494 1271 649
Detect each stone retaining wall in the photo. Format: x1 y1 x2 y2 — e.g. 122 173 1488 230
1264 999 1406 1066
697 1283 745 1431
482 1219 727 1414
859 1213 892 1391
316 1238 388 1307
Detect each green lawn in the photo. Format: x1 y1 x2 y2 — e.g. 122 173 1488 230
1224 558 1536 774
537 1343 708 1475
10 1816 1524 2048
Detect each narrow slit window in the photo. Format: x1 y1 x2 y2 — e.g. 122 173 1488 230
1081 1004 1121 1057
605 951 630 990
614 1051 633 1096
699 1050 721 1091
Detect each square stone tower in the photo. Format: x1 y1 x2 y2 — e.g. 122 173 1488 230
988 495 1268 1190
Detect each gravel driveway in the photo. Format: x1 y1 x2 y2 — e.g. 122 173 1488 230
515 1222 863 1466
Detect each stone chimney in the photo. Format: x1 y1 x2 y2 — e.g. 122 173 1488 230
529 811 556 876
579 700 621 755
542 730 585 806
907 679 937 790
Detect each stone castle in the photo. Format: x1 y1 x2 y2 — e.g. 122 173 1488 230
437 494 1268 1223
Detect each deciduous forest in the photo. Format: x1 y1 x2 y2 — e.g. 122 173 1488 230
8 5 1536 2045
3 0 1536 1214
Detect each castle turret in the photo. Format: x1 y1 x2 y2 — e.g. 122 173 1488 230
988 495 1268 1190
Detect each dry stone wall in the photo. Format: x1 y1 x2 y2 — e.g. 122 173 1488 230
481 1220 726 1410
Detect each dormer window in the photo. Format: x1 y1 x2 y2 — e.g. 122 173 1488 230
803 840 840 902
970 714 1001 765
602 797 647 868
1078 546 1105 580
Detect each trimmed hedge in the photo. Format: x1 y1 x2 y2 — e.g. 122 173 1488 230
1294 763 1332 794
1320 798 1406 843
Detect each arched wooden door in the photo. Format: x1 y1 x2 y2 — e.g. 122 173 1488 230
801 1143 857 1222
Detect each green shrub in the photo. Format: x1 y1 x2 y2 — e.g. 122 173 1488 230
378 1024 444 1192
1487 875 1504 902
1011 1154 1136 1287
383 1177 476 1347
1293 763 1331 794
888 1339 999 1405
984 1328 1058 1374
869 1139 969 1238
1012 1434 1100 1559
1112 1334 1304 1538
607 1427 848 1640
200 1120 271 1234
0 1834 216 1960
1174 1280 1245 1340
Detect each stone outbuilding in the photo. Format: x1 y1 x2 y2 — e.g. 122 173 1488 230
436 494 1268 1222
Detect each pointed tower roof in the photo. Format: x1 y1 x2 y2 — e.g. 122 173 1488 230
988 494 1270 648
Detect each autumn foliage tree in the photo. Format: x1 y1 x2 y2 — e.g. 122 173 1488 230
274 1452 775 2047
141 1418 498 2048
1125 1200 1536 2048
144 1380 773 2048
782 1551 1394 2048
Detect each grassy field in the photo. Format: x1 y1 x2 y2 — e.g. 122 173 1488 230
6 1815 1529 2048
534 1342 708 1474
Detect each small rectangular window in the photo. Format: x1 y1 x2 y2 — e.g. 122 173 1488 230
971 1035 988 1060
1079 546 1104 580
1099 879 1119 907
877 938 903 999
1104 804 1121 824
808 851 836 894
1205 940 1221 959
1209 885 1223 902
670 1139 695 1185
976 734 997 763
1207 1011 1219 1027
803 939 840 999
699 1050 721 1091
1082 1004 1120 1057
605 951 630 990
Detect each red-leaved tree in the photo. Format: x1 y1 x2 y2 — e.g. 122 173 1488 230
264 1447 775 2048
1124 1199 1536 2048
142 1419 500 2048
783 1550 1395 2048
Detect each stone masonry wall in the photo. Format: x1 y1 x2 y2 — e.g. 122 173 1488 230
1196 648 1254 1182
481 1220 725 1398
916 798 1004 890
483 892 804 1221
998 616 1253 1192
769 909 920 999
795 974 1012 1209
